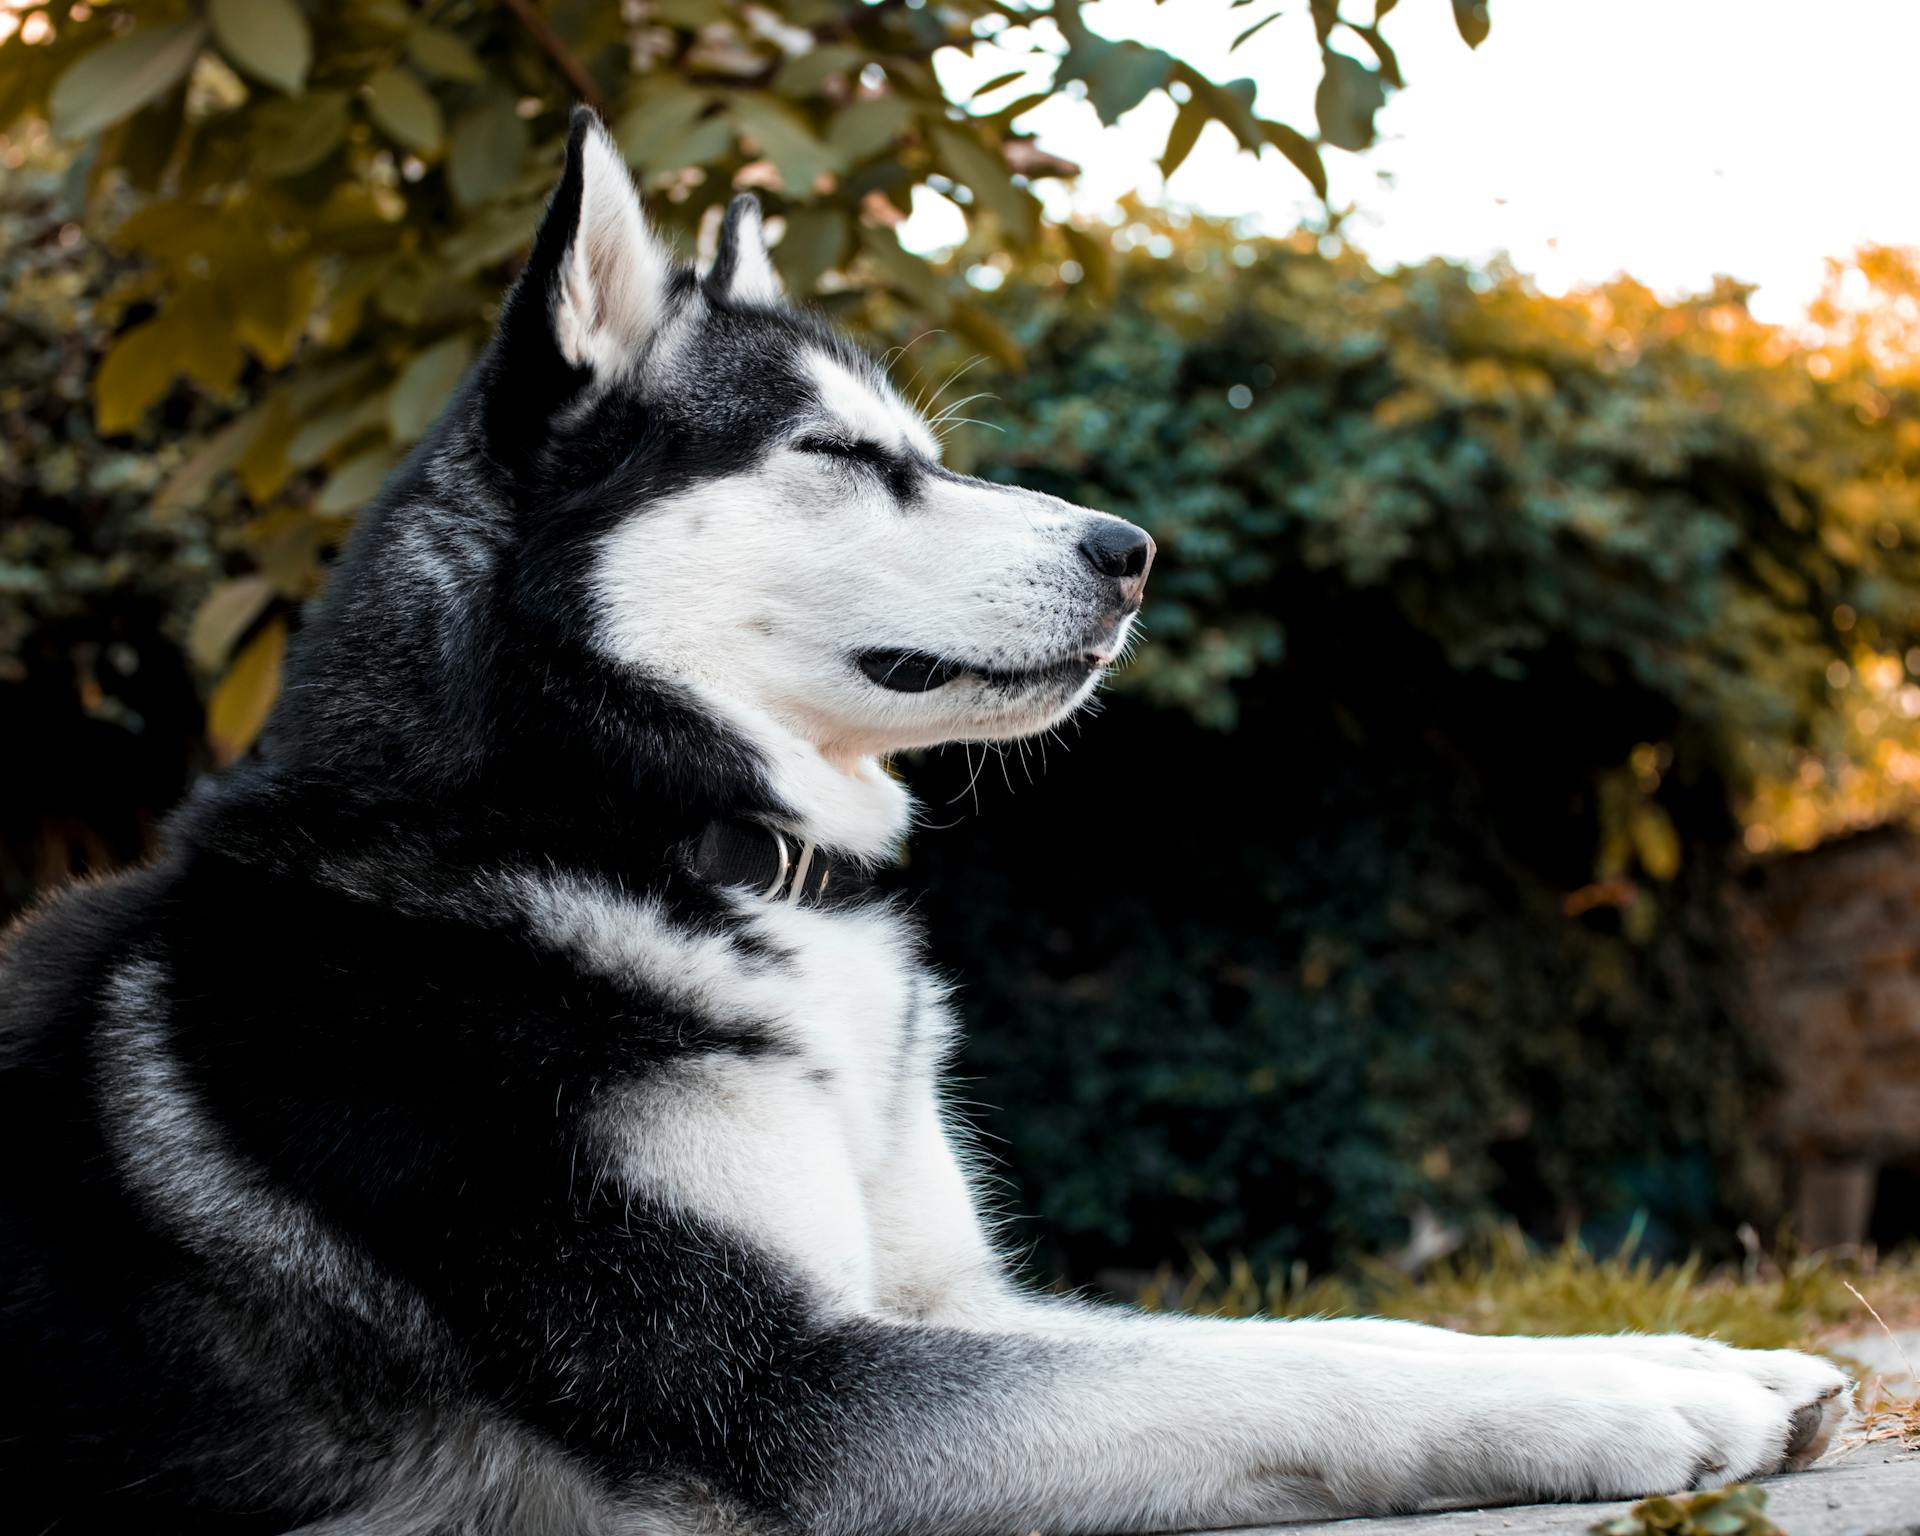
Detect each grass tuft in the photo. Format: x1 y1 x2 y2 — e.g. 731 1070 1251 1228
1137 1228 1920 1453
1137 1229 1920 1352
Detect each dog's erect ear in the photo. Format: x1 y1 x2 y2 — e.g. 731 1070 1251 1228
705 194 782 307
502 107 673 378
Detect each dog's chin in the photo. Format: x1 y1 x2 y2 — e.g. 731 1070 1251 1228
849 649 1106 749
854 647 1102 698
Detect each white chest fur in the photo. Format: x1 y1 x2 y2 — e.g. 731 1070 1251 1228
517 873 958 1313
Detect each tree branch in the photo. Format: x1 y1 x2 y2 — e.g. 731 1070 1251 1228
497 0 607 117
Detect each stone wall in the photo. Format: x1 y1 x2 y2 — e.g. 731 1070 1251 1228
1738 824 1920 1249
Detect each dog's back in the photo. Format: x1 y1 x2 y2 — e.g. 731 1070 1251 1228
0 859 288 1532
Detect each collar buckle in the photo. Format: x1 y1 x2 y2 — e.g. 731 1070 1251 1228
691 819 864 909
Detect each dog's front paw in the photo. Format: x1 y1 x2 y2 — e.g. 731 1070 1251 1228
1589 1338 1853 1470
1545 1350 1852 1497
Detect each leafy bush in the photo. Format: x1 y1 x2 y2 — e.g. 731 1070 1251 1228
898 224 1920 1279
0 0 1466 810
13 5 1920 1279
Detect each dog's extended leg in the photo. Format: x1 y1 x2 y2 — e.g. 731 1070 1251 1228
834 1104 1852 1532
779 1309 1848 1535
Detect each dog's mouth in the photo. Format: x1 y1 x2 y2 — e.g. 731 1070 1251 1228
855 647 1103 695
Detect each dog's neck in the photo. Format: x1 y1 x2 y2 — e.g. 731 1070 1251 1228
683 684 911 866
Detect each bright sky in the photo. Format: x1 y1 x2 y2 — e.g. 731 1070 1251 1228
908 0 1920 324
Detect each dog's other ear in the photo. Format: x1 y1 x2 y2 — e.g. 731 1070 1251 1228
705 194 782 307
497 107 672 383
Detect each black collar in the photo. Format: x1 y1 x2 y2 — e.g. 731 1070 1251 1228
688 819 875 909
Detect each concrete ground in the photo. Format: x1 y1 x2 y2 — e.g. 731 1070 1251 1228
1258 1450 1920 1536
1238 1332 1920 1536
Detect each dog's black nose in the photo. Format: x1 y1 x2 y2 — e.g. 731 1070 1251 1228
1078 519 1155 605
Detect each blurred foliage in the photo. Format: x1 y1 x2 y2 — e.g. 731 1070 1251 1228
1734 247 1920 852
0 149 223 911
0 0 1475 897
0 0 1463 747
14 1 1920 1277
958 224 1920 781
895 222 1920 1278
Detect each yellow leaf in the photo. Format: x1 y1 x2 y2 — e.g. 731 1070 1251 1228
1631 802 1683 882
207 617 286 766
189 575 275 672
94 317 177 434
234 260 318 369
174 284 244 396
238 399 298 503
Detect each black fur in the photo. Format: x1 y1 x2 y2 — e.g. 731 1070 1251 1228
0 116 1043 1534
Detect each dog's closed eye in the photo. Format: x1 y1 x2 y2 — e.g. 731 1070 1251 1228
793 434 891 465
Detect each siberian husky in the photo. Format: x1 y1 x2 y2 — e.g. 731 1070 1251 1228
0 110 1849 1535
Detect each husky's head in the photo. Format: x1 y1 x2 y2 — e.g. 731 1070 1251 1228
288 111 1150 859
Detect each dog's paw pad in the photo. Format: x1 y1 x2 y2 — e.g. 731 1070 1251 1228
1781 1382 1851 1470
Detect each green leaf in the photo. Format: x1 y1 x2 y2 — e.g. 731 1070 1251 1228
1185 71 1264 153
288 393 388 468
94 316 177 434
1352 23 1405 89
661 113 736 170
1056 7 1174 125
49 21 207 141
354 0 415 32
949 300 1022 372
448 93 530 207
1084 43 1171 125
1230 9 1283 51
387 334 476 443
440 201 543 277
774 207 848 294
119 83 186 191
773 45 865 98
732 95 845 191
251 90 350 178
826 96 914 161
366 66 444 156
859 226 946 314
1315 51 1386 152
931 124 1036 243
407 26 486 84
969 70 1029 100
1452 0 1492 48
1063 223 1114 300
209 0 311 95
981 90 1052 130
1161 96 1207 179
612 83 710 168
1262 120 1327 198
